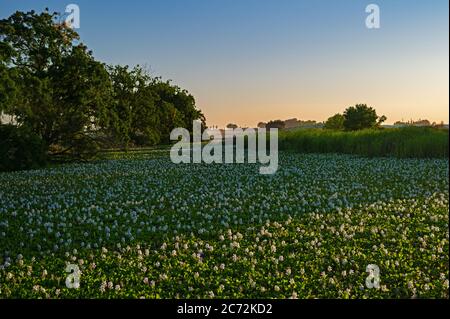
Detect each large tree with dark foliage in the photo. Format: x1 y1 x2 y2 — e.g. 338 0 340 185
107 65 205 147
0 9 206 166
343 104 386 131
0 9 112 159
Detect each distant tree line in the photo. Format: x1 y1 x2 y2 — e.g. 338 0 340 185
393 119 445 127
257 119 319 130
252 105 385 132
0 10 205 170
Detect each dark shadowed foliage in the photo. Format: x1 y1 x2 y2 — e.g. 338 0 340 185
0 124 47 171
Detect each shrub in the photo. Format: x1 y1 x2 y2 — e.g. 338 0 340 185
324 113 345 130
0 124 47 172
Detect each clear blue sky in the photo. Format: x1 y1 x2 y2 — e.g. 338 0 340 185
1 0 448 126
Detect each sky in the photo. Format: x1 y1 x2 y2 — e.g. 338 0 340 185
1 0 448 127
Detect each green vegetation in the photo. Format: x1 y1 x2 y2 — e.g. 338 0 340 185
0 152 448 298
343 104 386 131
324 113 345 130
0 124 47 172
0 8 448 300
279 126 449 158
0 10 205 170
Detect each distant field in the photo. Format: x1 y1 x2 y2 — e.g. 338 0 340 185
0 151 448 298
279 127 449 158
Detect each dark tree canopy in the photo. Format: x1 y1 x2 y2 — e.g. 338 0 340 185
107 66 205 147
324 113 345 130
0 10 112 158
266 120 285 130
0 9 206 165
343 104 386 131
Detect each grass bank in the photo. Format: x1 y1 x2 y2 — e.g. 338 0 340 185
279 126 449 158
